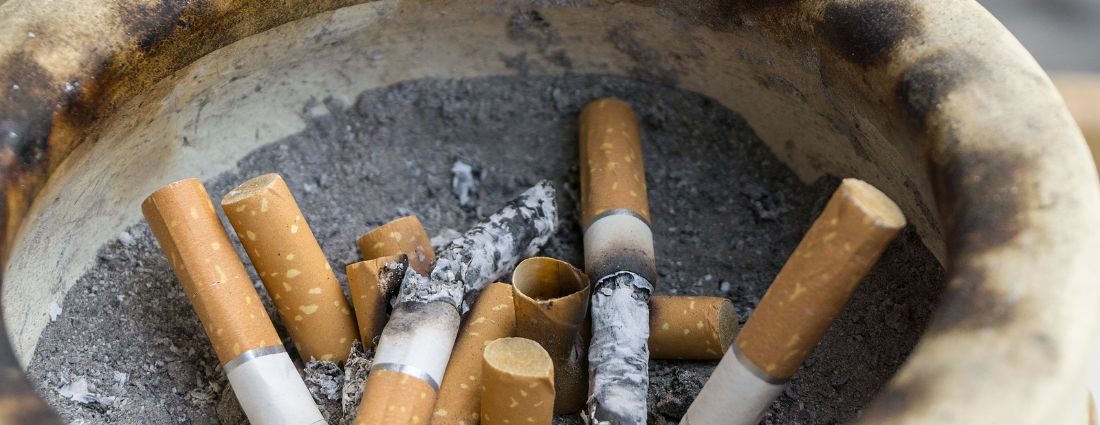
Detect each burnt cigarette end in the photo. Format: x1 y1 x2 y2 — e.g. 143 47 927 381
358 215 436 275
432 283 517 425
143 179 325 425
649 296 740 361
347 255 409 347
222 173 358 362
513 257 591 414
587 271 652 425
480 337 555 425
683 179 904 425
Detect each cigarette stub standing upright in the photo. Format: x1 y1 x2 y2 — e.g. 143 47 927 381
512 257 591 414
222 173 358 362
480 337 555 425
347 255 408 347
358 215 436 275
579 98 656 424
681 179 905 425
142 178 325 425
431 283 517 425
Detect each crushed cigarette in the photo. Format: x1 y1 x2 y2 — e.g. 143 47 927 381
648 296 739 360
431 283 517 425
222 173 358 363
347 255 409 347
681 178 905 425
357 215 436 275
512 256 590 414
480 337 555 425
143 178 325 425
579 98 656 424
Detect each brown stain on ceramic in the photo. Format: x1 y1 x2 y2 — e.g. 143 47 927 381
814 1 921 69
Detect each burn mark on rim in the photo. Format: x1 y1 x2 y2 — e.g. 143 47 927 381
814 0 921 68
936 149 1030 256
896 52 980 132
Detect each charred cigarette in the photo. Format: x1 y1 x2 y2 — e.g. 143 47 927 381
512 257 590 415
358 215 436 275
142 179 325 425
648 296 739 361
480 337 556 425
221 173 358 362
347 255 409 347
431 283 517 425
579 98 655 424
354 182 557 425
681 179 905 425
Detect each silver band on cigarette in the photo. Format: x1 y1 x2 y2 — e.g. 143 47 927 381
223 345 286 374
680 345 786 425
584 208 651 232
372 362 441 392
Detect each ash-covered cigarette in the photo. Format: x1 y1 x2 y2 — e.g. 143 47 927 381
649 296 739 361
347 255 408 347
512 256 590 414
143 178 325 425
431 283 516 425
681 178 905 425
480 337 555 425
357 215 436 275
579 98 655 424
222 173 358 362
355 181 557 425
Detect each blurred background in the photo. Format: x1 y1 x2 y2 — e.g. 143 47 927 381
980 0 1100 400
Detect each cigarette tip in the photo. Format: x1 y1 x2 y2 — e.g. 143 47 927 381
839 178 906 229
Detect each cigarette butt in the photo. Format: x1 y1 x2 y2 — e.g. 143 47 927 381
480 338 555 425
222 173 358 362
512 257 590 415
579 97 650 228
648 296 739 361
347 255 409 347
354 369 437 425
358 215 436 275
143 178 325 425
681 178 905 425
431 283 516 425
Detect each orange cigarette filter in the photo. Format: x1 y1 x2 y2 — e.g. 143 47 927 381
358 215 436 275
579 97 651 228
431 283 517 425
143 179 279 364
354 369 438 425
480 338 555 425
347 255 408 346
222 173 357 362
737 178 906 380
649 296 739 361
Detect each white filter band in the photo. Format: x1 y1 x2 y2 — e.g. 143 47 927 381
225 348 326 425
680 346 785 425
372 302 461 386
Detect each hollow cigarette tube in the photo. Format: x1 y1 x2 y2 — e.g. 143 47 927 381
480 338 555 425
355 182 558 425
221 173 358 362
580 98 655 424
431 283 517 425
681 178 905 425
347 255 408 347
648 296 739 361
142 179 325 425
512 257 590 415
358 215 436 275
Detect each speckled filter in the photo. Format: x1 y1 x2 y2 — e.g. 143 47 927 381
221 173 358 362
682 178 905 425
142 178 325 425
354 369 438 425
480 338 555 425
347 255 408 347
648 296 739 361
431 283 517 425
512 257 590 415
358 215 436 275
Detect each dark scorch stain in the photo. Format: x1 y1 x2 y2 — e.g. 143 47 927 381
125 0 193 52
927 263 1019 332
815 0 920 68
936 149 1029 255
895 52 979 132
857 371 935 422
